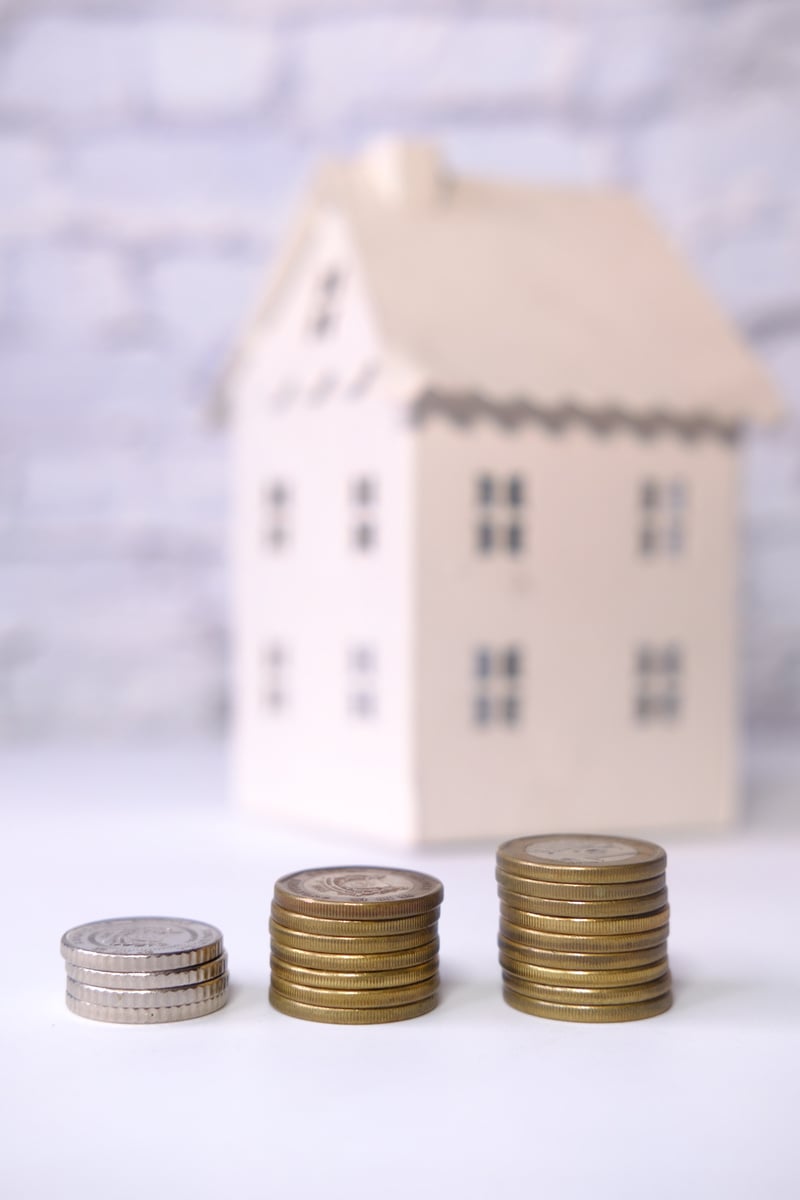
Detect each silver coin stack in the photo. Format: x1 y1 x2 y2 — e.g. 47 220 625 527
61 916 228 1024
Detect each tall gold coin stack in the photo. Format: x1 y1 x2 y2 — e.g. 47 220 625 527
497 834 672 1023
269 866 443 1024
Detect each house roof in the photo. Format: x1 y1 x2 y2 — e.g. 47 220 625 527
228 141 781 426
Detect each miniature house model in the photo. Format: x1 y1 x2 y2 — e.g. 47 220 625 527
225 140 779 843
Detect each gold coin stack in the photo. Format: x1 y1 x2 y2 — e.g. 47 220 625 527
269 866 443 1024
497 834 671 1023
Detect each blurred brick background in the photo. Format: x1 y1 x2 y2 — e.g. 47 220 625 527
0 0 798 739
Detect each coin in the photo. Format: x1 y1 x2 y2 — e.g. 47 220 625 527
498 954 670 987
274 867 443 920
502 970 672 1005
270 974 439 1010
270 903 441 937
498 887 669 919
269 988 438 1025
499 917 669 953
498 934 669 970
66 954 228 991
498 901 670 936
268 919 436 955
66 990 228 1024
494 869 667 902
502 987 673 1022
61 917 223 972
270 938 439 974
497 835 666 884
66 973 228 1010
270 957 439 991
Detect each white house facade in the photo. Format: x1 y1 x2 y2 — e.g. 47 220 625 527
226 141 779 844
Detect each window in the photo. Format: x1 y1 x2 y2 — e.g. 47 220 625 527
638 478 688 557
634 644 683 721
261 481 292 551
347 645 378 719
350 476 378 552
475 474 527 555
308 267 344 338
261 643 289 713
472 646 523 727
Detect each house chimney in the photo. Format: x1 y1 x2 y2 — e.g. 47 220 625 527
359 138 448 207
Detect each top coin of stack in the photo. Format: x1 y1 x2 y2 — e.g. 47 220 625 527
497 835 671 1023
61 916 229 1023
269 866 443 1024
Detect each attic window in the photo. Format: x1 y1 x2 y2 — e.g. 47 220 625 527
347 644 378 719
308 268 344 338
262 480 292 551
261 643 289 714
634 644 683 721
476 474 527 555
472 645 523 727
638 479 688 557
350 476 378 552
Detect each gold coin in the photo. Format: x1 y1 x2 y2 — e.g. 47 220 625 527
270 956 439 991
270 903 440 937
498 934 668 971
269 974 439 1009
499 886 668 919
498 954 670 988
270 937 439 973
494 869 667 902
503 987 673 1022
497 834 666 884
502 969 672 1005
499 901 669 936
274 867 443 920
269 988 438 1025
269 919 436 955
499 917 669 953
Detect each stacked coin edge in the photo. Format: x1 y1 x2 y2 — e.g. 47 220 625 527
269 867 443 1024
61 917 229 1023
497 835 672 1023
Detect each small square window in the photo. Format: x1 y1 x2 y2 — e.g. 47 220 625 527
634 643 683 723
347 644 378 720
475 474 528 557
637 478 688 558
261 643 289 715
262 481 292 552
472 645 524 727
350 476 379 552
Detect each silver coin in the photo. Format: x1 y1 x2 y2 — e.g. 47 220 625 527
66 953 228 991
66 973 228 1010
65 990 228 1024
61 917 223 971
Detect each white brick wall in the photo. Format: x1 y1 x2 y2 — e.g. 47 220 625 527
0 0 798 738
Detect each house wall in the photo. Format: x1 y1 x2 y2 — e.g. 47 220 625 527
415 416 737 840
231 214 417 841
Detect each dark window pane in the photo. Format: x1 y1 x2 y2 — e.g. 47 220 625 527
637 647 653 674
477 476 494 505
668 522 684 554
474 695 491 725
354 477 374 505
635 694 651 720
505 648 521 677
508 476 525 506
662 644 682 672
474 649 492 679
508 523 524 553
355 523 374 550
477 523 493 553
269 483 288 506
639 526 656 556
503 696 520 725
669 479 687 510
640 480 659 509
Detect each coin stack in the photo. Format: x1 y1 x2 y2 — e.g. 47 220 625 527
497 835 671 1023
61 916 228 1023
269 866 443 1024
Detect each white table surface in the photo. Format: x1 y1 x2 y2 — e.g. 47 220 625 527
1 742 799 1200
